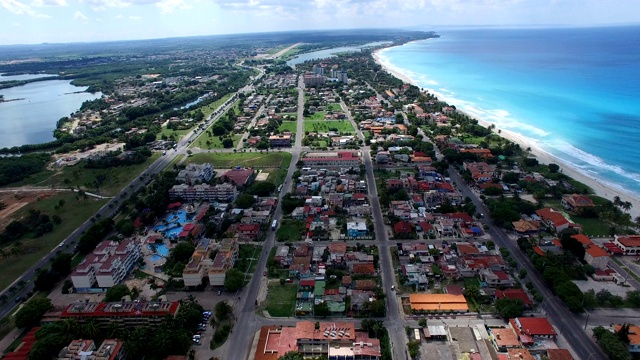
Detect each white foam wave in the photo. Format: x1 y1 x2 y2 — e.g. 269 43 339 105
544 139 640 185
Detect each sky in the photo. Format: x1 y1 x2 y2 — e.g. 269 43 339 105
1 0 639 45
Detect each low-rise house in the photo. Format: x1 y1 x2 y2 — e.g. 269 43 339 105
495 289 533 307
490 327 521 352
614 324 640 353
613 235 640 255
561 194 595 211
347 221 368 238
509 317 557 345
480 269 515 288
535 208 582 233
394 221 414 238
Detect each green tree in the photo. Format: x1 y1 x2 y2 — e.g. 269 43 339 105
314 302 330 318
104 284 132 302
14 298 53 329
215 301 232 321
51 253 73 276
278 351 304 360
627 290 640 307
235 193 255 209
248 181 277 196
548 163 560 173
495 298 524 319
224 268 245 292
170 242 196 263
222 138 233 148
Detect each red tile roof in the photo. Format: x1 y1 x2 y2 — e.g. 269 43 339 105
514 317 556 336
394 221 413 234
547 349 575 360
496 288 533 305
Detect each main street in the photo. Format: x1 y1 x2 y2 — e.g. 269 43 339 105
447 167 607 360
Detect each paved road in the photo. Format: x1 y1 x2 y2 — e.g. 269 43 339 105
222 75 306 360
447 166 607 360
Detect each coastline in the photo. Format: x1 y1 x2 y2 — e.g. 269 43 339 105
372 47 640 219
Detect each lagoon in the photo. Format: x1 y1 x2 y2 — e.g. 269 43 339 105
287 41 391 67
0 79 101 148
0 73 58 82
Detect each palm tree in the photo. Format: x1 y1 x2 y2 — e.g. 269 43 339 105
82 320 100 339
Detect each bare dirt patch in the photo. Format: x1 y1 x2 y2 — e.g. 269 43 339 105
0 191 55 228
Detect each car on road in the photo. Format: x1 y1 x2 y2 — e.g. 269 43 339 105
14 297 23 303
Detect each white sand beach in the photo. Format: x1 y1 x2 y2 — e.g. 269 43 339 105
372 49 640 220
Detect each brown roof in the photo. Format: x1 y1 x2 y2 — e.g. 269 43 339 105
409 294 469 312
351 263 375 275
492 328 520 348
353 279 376 290
547 349 575 360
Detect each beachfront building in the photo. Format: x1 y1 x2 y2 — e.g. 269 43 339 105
70 239 142 292
176 163 214 185
302 151 362 170
254 321 381 360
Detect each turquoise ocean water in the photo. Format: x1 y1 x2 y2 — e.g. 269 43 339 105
377 26 640 197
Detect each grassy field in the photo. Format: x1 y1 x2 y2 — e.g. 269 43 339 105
186 151 292 170
264 283 297 317
276 219 306 242
304 111 326 121
278 121 298 133
193 134 242 149
234 244 262 274
8 153 160 197
0 193 107 292
304 120 354 133
327 103 342 111
193 93 234 119
157 126 193 141
570 216 611 236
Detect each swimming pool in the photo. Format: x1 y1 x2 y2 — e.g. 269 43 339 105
153 209 190 238
148 244 169 262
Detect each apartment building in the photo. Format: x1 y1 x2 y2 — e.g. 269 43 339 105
169 183 238 202
71 239 142 292
57 301 180 329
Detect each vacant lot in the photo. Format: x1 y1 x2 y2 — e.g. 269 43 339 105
8 153 160 197
193 93 234 119
265 283 297 317
304 111 326 121
186 152 292 170
193 134 242 149
304 120 354 133
0 192 107 291
234 244 262 274
276 219 306 242
278 121 298 133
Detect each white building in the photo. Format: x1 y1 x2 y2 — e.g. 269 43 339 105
71 239 142 292
176 163 214 184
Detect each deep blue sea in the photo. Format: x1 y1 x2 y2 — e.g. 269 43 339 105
378 26 640 197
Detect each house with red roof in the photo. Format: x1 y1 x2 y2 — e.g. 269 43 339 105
234 223 261 240
614 235 640 255
496 289 533 307
350 262 376 275
561 194 595 212
480 269 515 288
510 317 557 344
535 208 581 234
571 234 609 270
221 167 255 188
393 221 414 238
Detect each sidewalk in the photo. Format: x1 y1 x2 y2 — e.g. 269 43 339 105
0 327 23 353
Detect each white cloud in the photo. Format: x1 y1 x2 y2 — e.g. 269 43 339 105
156 0 190 13
128 14 141 19
0 0 51 17
73 10 88 19
31 0 67 6
115 13 123 18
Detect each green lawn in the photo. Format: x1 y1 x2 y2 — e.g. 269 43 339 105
9 154 160 197
264 283 297 317
193 93 234 119
570 216 611 236
157 126 193 141
327 103 341 111
304 111 327 121
0 193 108 292
304 120 354 133
234 245 262 275
278 121 298 133
193 134 242 149
276 219 306 242
186 151 292 170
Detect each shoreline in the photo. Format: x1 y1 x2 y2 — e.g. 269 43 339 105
372 47 640 219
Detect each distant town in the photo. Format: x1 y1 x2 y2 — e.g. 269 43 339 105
0 29 638 360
